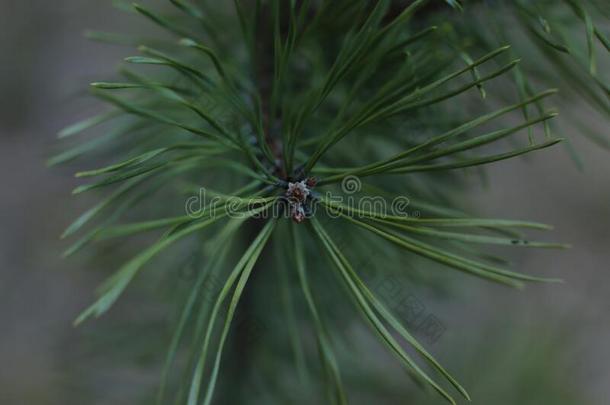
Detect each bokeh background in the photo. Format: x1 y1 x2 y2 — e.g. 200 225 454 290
1 1 609 404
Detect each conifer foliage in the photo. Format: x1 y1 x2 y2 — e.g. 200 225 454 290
54 1 608 403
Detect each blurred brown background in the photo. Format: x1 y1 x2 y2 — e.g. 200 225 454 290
0 1 608 404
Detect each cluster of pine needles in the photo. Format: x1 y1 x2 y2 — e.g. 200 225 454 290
52 0 608 403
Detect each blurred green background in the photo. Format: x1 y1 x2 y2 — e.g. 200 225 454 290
1 1 609 404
